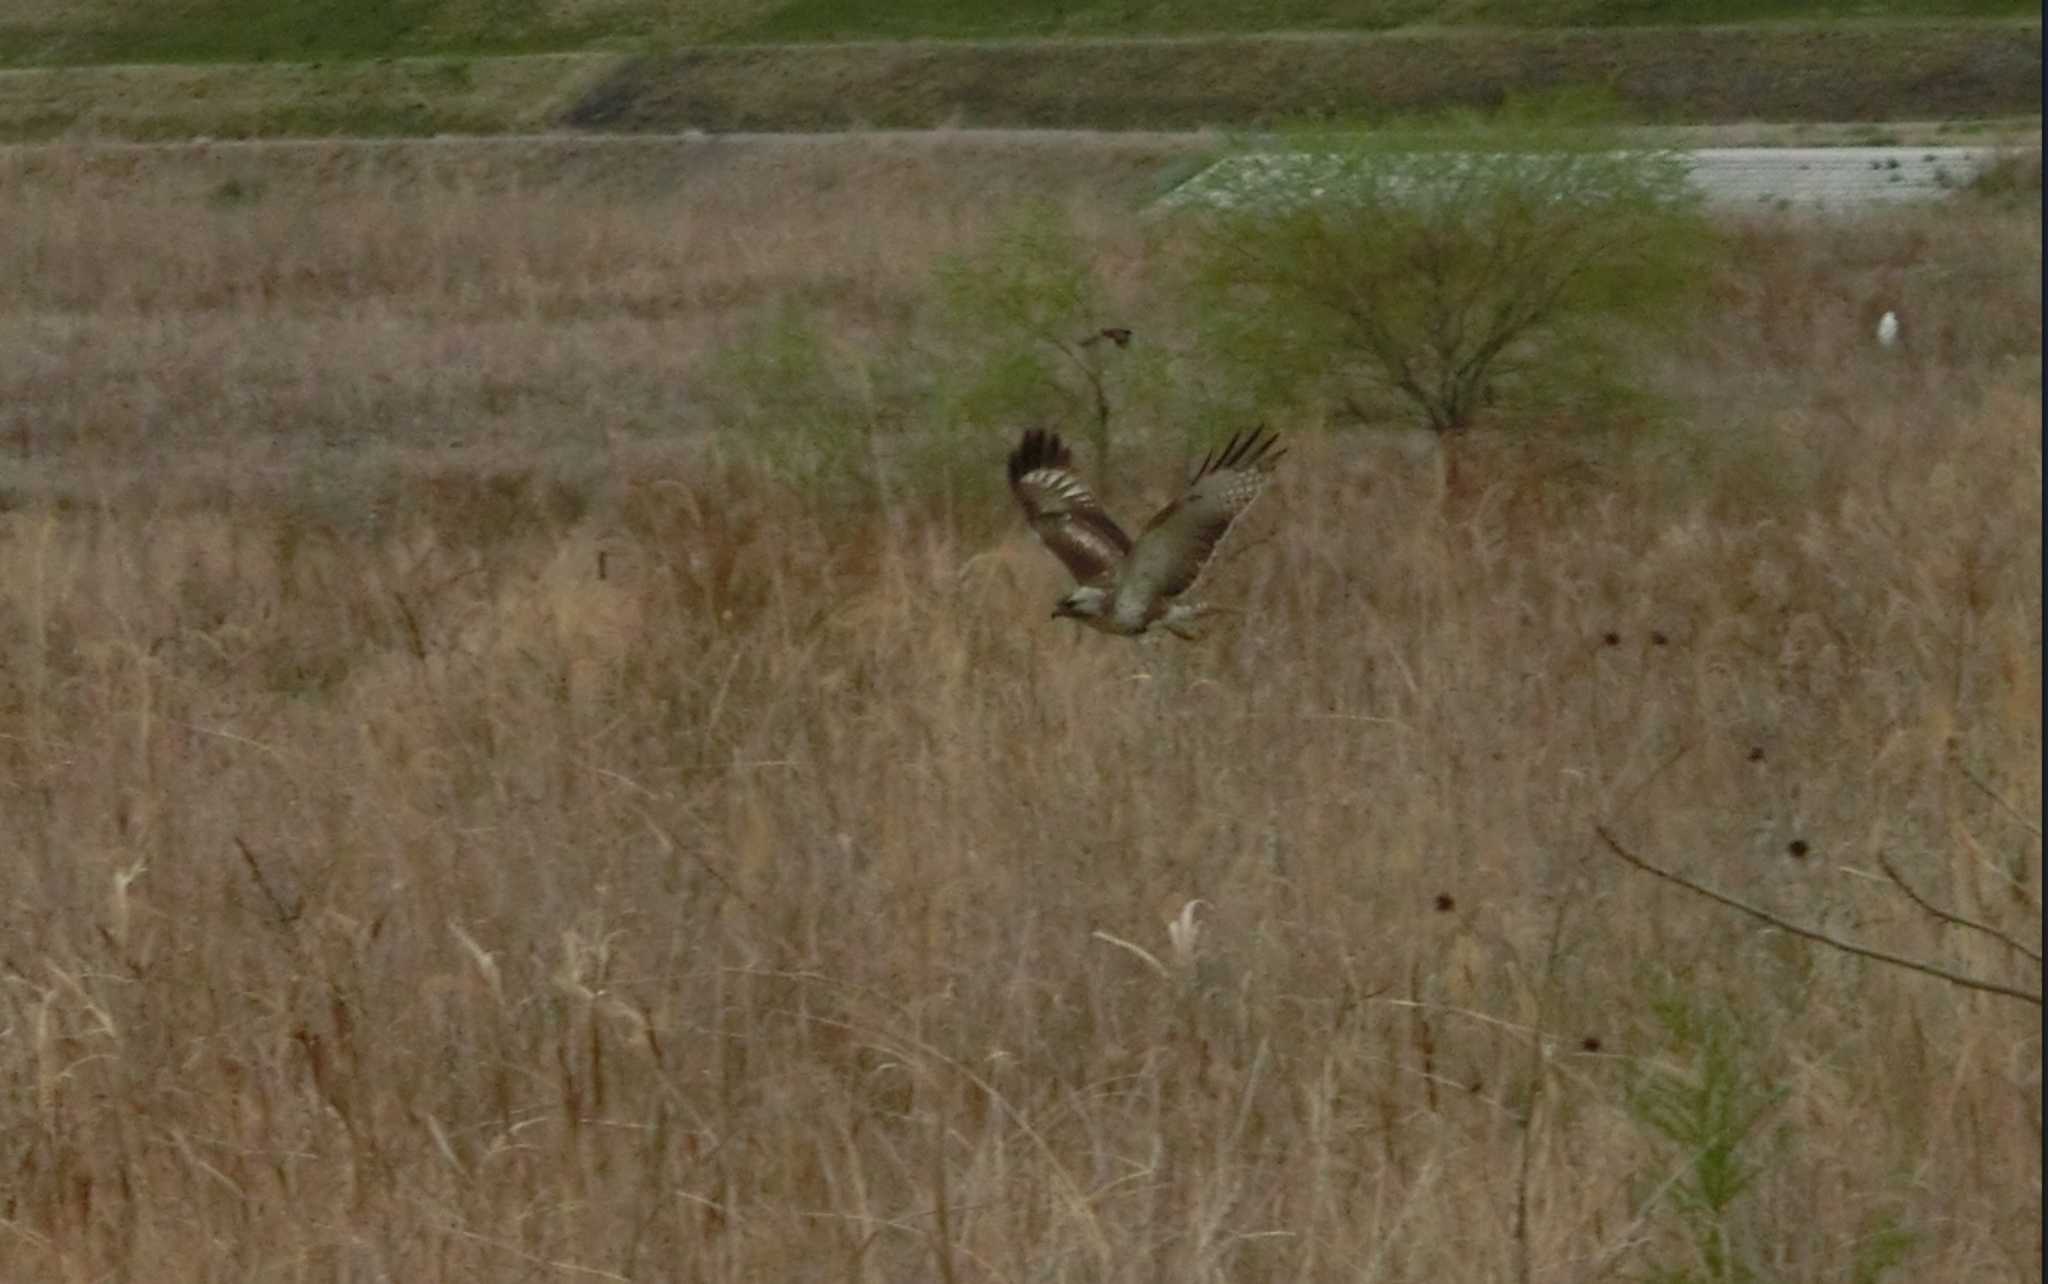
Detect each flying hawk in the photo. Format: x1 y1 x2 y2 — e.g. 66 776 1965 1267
1006 426 1283 640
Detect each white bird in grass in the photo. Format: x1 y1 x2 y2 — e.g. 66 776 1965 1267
1877 310 1901 348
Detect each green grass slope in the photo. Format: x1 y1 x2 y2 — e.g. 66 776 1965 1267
0 53 614 143
1 0 2036 140
2 0 2036 66
2 0 620 66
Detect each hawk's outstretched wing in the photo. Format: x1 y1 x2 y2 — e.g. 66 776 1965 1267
1007 429 1132 587
1122 427 1283 602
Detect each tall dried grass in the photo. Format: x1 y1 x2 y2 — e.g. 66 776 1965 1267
0 140 2039 1282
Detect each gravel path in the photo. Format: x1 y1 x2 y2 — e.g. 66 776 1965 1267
1683 146 2000 208
1162 144 2008 210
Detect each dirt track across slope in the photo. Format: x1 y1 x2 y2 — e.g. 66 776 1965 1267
3 130 2034 214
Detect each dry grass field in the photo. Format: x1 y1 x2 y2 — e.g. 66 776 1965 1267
0 139 2040 1282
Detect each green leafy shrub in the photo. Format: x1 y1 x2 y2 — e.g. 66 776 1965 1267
933 206 1153 495
1181 123 1711 437
1625 979 1786 1284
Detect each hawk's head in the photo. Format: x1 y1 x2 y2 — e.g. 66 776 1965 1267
1052 586 1111 622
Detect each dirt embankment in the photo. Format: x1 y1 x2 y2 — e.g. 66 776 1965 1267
565 23 2042 133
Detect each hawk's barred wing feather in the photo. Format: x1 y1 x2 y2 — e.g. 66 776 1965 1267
1124 426 1283 602
1006 428 1132 587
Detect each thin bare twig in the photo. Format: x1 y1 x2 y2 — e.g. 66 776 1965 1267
1513 893 1572 1284
927 1087 960 1284
234 836 300 927
1593 826 2041 1007
1949 751 2043 839
1614 741 1692 818
1875 852 2042 966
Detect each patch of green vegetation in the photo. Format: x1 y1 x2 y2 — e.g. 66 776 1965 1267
694 300 943 500
0 5 2036 140
0 0 625 68
1625 978 1788 1284
935 206 1162 494
727 0 2035 42
207 175 265 206
1178 115 1712 438
730 0 1435 42
0 53 607 142
1849 1213 1920 1284
1966 146 2044 203
0 0 2036 68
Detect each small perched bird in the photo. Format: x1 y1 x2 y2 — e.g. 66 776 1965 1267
1877 310 1901 348
1006 426 1283 640
1078 327 1133 349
